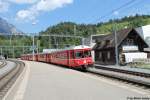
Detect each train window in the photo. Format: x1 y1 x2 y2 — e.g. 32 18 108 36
69 51 73 59
84 50 91 57
75 51 83 58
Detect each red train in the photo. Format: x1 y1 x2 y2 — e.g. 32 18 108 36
21 45 94 70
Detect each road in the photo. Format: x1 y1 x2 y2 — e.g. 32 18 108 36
12 61 149 100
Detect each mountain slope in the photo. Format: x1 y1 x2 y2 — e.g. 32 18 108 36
0 17 22 35
39 14 150 48
96 14 150 34
40 14 150 37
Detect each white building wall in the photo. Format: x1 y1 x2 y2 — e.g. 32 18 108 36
84 36 97 62
136 24 150 47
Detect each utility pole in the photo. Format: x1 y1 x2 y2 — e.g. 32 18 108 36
49 33 51 48
32 35 35 61
23 44 25 54
36 40 38 54
13 45 15 58
9 34 12 46
74 25 76 46
0 48 2 56
54 37 57 49
82 38 85 46
113 22 119 66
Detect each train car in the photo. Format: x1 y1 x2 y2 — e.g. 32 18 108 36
21 45 94 70
34 54 38 61
28 54 33 61
50 45 93 69
21 54 38 61
38 53 49 62
20 54 25 60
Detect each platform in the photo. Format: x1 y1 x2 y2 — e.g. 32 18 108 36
12 61 149 100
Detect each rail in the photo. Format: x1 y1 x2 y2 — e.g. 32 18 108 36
94 64 150 77
87 65 150 87
0 59 25 99
0 61 7 69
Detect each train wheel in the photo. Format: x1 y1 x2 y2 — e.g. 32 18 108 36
81 65 87 72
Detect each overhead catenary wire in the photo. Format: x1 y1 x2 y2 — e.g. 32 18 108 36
100 0 137 20
90 0 144 23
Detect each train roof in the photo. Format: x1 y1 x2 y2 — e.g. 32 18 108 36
53 45 91 52
67 45 91 50
43 45 91 53
22 45 91 55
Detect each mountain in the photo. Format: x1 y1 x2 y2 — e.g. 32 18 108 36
0 17 22 35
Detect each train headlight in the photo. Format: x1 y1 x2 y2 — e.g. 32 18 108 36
84 60 86 63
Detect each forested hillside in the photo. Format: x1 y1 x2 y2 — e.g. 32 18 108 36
40 14 150 37
39 14 150 48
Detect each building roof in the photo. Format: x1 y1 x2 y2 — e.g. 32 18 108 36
93 28 148 50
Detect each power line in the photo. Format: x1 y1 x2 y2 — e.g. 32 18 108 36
91 0 144 23
100 0 137 20
119 0 146 16
0 33 82 38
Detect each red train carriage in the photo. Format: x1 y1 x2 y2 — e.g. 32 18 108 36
38 53 47 62
37 53 51 62
21 54 38 61
50 45 93 69
21 45 94 70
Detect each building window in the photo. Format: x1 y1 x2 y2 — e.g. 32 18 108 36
105 40 110 45
107 51 110 60
99 52 102 59
92 40 96 43
98 42 101 46
127 39 134 45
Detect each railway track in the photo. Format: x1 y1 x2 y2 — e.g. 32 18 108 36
0 59 25 99
0 61 7 69
87 65 150 87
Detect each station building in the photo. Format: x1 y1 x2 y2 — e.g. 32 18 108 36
84 27 149 65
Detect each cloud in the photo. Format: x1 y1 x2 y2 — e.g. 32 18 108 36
0 0 38 13
16 0 73 22
7 0 38 4
0 1 9 13
16 9 38 22
36 0 73 11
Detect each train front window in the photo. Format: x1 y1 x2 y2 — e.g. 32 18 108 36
75 50 91 58
75 51 83 58
84 50 91 57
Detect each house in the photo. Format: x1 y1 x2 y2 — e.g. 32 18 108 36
93 28 149 65
83 34 106 62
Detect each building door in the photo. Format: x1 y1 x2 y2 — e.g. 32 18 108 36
102 52 105 62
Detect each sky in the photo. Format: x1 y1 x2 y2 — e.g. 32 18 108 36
0 0 150 33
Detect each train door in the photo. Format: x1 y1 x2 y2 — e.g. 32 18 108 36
46 54 51 63
35 54 38 61
47 54 50 63
68 50 74 67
